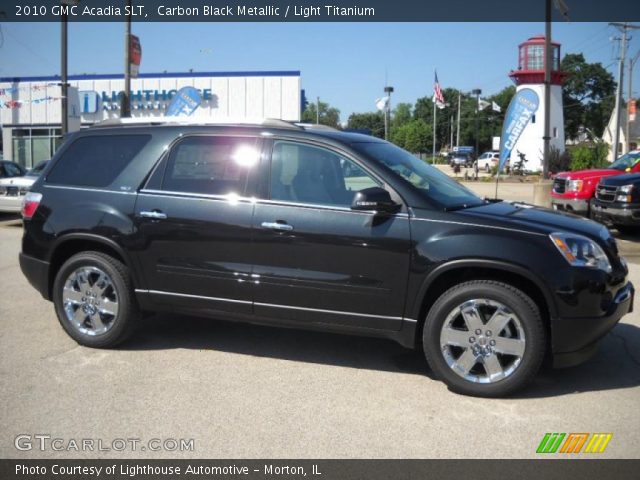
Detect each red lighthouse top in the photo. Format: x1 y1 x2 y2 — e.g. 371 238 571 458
509 35 566 85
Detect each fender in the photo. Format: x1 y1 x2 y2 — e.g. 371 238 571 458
411 258 558 320
49 232 141 288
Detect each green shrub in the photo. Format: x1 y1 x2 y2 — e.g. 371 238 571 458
569 143 609 171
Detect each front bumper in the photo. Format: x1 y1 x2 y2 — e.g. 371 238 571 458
591 201 640 226
552 281 634 368
551 197 589 215
19 253 51 300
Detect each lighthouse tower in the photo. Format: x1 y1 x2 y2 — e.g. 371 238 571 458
509 35 566 172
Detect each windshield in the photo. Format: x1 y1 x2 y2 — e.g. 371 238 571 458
610 151 640 171
353 142 485 209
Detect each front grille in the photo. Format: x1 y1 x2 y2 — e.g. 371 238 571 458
553 178 566 194
596 185 617 203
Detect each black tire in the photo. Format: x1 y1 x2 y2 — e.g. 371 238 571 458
423 280 546 397
52 251 139 348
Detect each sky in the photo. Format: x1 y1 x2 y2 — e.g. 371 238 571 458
1 21 639 122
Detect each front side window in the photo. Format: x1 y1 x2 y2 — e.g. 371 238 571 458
270 141 380 207
353 141 485 210
162 136 259 196
47 135 150 187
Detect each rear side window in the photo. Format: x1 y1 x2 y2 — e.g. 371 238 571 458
46 135 150 188
161 136 259 196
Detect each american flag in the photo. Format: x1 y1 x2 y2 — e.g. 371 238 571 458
433 71 445 107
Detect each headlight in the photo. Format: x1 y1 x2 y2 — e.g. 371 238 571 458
566 179 583 192
616 195 632 203
550 232 612 273
619 184 634 194
0 186 6 195
19 187 30 195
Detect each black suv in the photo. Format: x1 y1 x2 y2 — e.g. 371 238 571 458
592 173 640 233
19 119 633 397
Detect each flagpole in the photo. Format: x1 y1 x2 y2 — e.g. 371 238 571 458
432 98 437 162
456 90 461 148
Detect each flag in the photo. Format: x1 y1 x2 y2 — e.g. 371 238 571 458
492 101 502 113
478 98 491 111
498 88 540 172
433 71 445 108
375 96 389 111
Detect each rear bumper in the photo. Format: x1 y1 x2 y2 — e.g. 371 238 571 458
0 196 23 213
591 202 640 226
19 253 50 300
550 197 589 215
552 281 633 368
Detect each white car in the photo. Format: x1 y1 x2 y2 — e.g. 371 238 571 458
476 151 500 172
0 161 48 213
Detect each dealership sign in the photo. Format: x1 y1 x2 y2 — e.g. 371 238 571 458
498 88 539 172
80 88 213 113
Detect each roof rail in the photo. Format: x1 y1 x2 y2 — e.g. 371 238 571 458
91 117 303 129
295 122 340 131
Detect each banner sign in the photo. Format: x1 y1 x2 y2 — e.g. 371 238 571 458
498 88 540 172
129 34 142 78
166 86 202 116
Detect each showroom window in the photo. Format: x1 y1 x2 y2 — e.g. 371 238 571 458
12 128 62 169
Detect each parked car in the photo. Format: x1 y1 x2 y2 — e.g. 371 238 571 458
0 161 49 213
450 152 473 168
551 150 640 216
591 173 640 233
19 118 633 397
476 151 500 172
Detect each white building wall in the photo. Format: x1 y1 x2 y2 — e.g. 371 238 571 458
509 83 565 172
1 73 301 127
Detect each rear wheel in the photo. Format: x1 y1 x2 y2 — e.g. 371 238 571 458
53 251 139 348
423 280 546 397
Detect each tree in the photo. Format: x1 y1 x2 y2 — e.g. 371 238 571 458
392 102 413 128
346 111 385 138
301 101 341 128
561 53 616 140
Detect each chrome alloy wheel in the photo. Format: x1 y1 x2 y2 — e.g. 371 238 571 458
439 299 526 384
62 266 119 336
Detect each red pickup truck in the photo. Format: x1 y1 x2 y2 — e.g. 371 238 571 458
551 150 640 216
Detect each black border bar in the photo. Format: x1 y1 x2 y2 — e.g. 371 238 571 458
1 0 640 22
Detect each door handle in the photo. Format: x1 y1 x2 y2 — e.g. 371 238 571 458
140 210 168 220
261 221 294 231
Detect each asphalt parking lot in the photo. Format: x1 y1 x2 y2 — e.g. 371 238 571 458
1 206 639 459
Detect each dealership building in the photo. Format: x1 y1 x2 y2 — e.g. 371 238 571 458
0 70 302 169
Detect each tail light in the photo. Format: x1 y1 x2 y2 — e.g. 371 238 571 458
21 192 42 219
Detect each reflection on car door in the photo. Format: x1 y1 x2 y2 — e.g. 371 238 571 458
252 140 411 331
134 135 261 315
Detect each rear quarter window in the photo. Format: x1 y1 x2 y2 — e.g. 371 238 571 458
46 135 151 188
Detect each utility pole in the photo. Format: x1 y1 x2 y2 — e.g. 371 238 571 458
316 96 320 124
542 0 552 180
472 88 482 158
610 22 640 160
121 0 132 118
627 50 640 153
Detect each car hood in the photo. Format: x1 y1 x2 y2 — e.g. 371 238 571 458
0 176 36 187
455 200 608 240
556 168 622 181
598 173 640 186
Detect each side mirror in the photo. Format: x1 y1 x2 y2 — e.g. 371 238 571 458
351 187 400 214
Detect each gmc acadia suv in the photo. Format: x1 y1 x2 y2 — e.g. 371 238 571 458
19 119 634 397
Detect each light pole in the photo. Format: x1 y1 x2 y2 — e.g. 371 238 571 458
472 88 482 158
384 85 394 141
60 0 79 136
121 0 133 118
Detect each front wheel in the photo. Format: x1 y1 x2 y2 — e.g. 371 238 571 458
52 251 139 348
423 280 546 397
